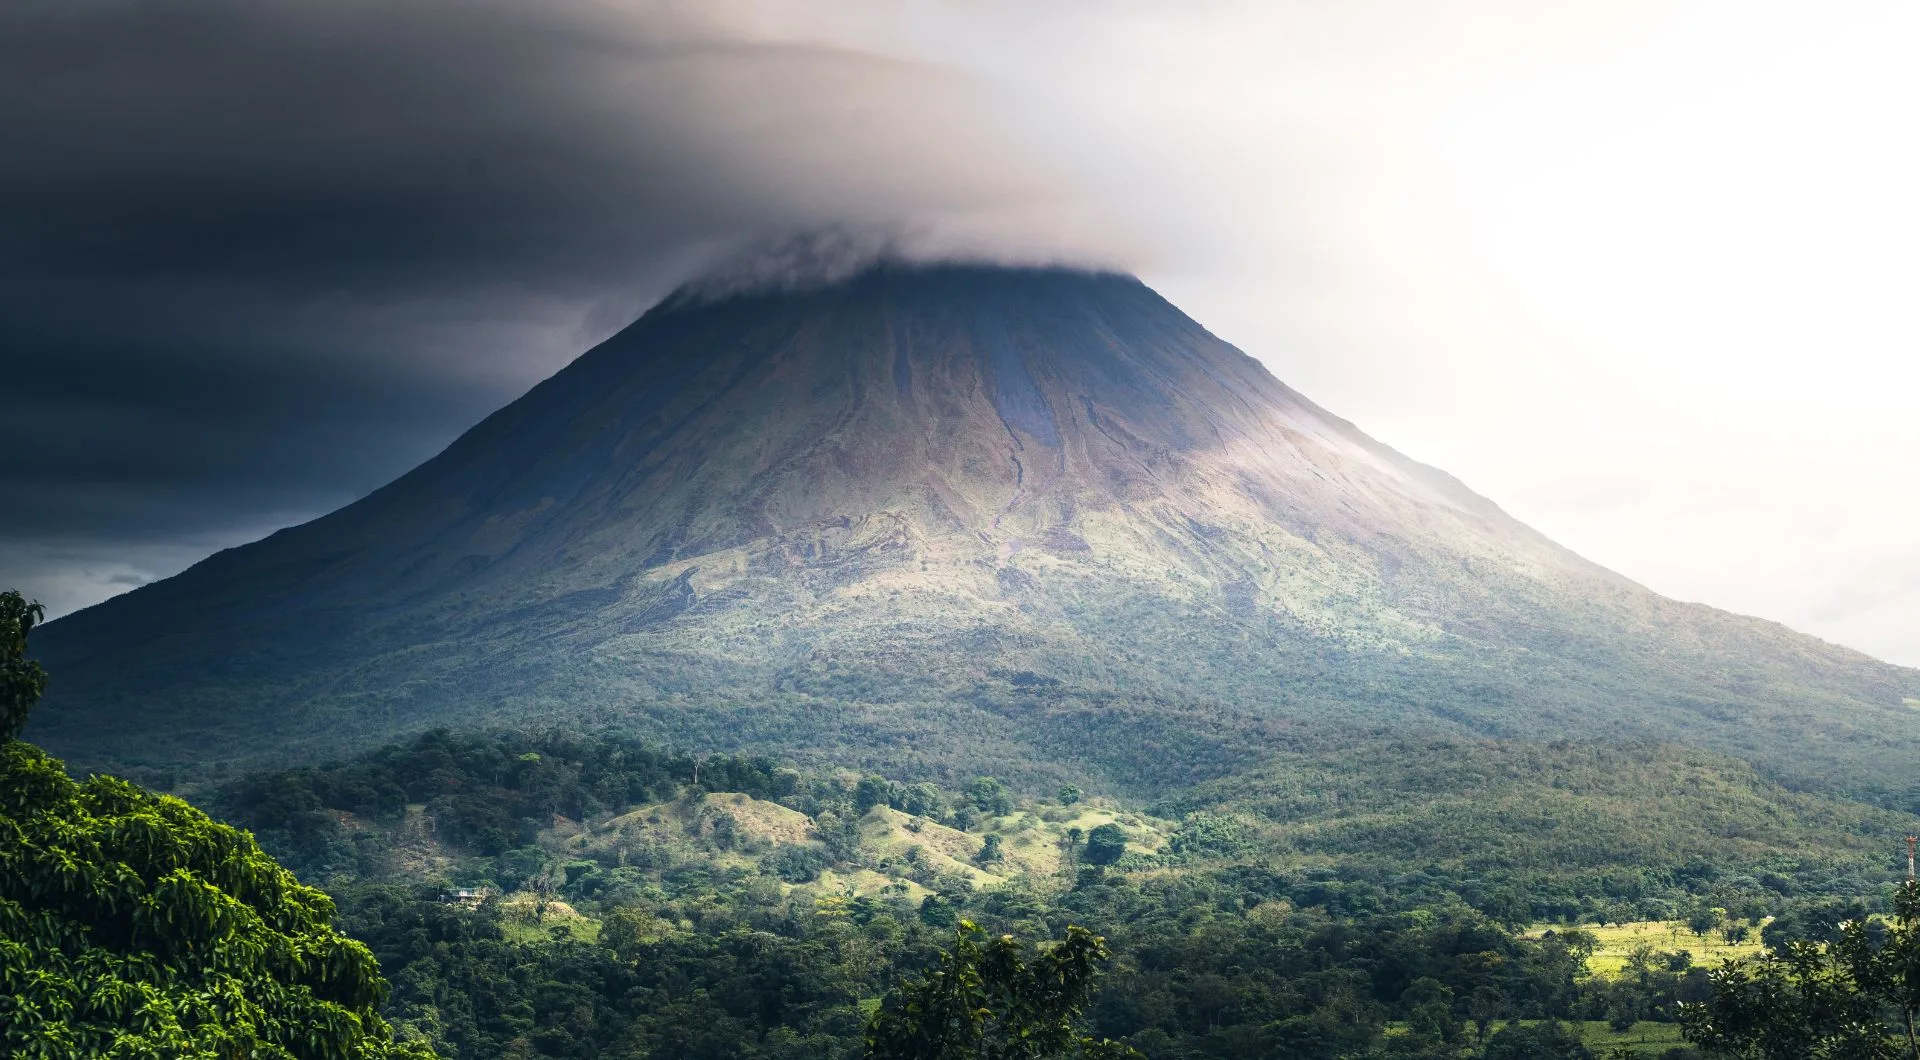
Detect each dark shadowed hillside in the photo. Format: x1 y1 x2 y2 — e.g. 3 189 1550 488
30 266 1920 796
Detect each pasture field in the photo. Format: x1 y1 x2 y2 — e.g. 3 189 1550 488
1527 919 1766 976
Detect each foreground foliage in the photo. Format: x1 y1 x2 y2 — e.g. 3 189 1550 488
1682 879 1920 1058
0 589 430 1059
1 590 48 743
865 921 1135 1060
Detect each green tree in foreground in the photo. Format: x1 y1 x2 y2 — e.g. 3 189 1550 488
1 590 49 742
0 590 431 1059
865 920 1139 1060
1682 879 1920 1059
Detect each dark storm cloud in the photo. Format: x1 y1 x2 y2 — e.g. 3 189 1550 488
0 0 1074 289
0 0 1103 615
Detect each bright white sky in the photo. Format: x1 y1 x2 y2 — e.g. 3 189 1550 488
883 0 1920 665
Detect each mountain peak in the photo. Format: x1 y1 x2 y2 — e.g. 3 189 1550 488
31 266 1920 790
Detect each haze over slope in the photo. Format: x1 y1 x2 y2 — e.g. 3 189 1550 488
31 267 1920 794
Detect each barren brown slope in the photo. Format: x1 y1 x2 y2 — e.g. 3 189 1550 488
30 266 1920 796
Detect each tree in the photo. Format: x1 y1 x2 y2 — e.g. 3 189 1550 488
1763 898 1870 950
1 590 48 742
977 833 1004 865
858 775 897 814
1486 885 1531 928
1466 984 1506 1043
864 920 1138 1059
967 777 1014 818
1400 977 1462 1047
1682 879 1920 1058
1056 785 1082 806
1060 827 1084 865
598 906 653 959
919 895 959 929
900 783 944 818
0 588 432 1059
1082 824 1127 867
1687 907 1722 938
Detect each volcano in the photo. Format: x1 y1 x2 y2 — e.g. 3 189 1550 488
30 266 1920 791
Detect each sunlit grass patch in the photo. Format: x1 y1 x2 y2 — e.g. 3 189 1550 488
1384 1019 1686 1055
1577 1019 1689 1055
498 892 601 944
1525 918 1766 977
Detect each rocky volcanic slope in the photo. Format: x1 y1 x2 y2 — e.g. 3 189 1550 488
30 267 1920 793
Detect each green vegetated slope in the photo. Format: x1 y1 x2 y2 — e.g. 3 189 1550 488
29 267 1920 802
1160 738 1905 894
202 726 1912 1059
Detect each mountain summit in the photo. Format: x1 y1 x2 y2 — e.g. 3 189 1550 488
31 266 1920 790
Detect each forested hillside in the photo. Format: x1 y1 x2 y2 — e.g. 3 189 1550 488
202 727 1913 1058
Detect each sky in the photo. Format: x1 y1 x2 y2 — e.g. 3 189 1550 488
3 1 1917 665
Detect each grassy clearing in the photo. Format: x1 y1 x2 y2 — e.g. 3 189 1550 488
497 894 600 944
1575 1019 1689 1056
859 801 1174 889
1526 919 1765 977
548 790 1174 904
1385 1020 1686 1056
861 806 1010 886
812 866 930 903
